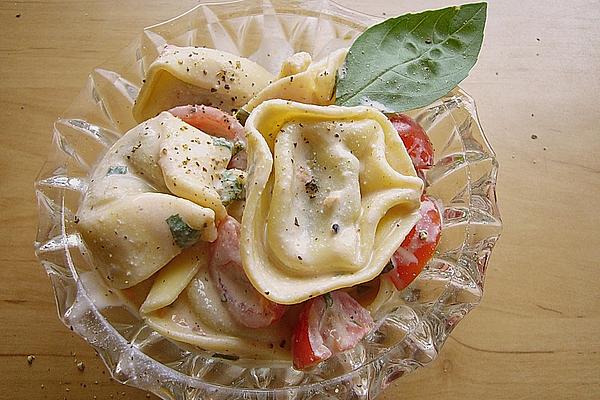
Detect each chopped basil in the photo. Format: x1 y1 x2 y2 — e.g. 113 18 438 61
218 170 246 206
212 137 233 150
234 107 250 125
106 165 127 175
166 214 201 249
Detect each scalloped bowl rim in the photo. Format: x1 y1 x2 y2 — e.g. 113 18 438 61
34 0 502 397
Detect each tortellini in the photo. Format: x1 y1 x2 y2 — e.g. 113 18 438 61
143 248 296 361
78 112 243 288
133 45 274 122
158 118 244 221
242 48 347 113
79 41 430 360
140 242 210 314
241 100 423 304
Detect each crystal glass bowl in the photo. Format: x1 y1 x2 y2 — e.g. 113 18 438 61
34 1 502 398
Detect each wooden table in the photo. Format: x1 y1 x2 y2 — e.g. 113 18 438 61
1 1 598 399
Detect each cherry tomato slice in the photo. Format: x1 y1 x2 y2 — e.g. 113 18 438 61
291 291 374 370
209 216 286 328
168 104 244 140
168 104 246 169
387 196 442 290
388 113 434 170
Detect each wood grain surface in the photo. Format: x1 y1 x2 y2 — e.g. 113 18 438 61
1 1 598 399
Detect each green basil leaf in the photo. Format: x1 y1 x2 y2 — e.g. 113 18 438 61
234 107 250 125
212 137 233 150
335 2 487 112
166 214 200 249
106 165 127 175
218 170 246 206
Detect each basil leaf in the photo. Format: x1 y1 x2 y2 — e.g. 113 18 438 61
336 2 487 112
166 214 200 249
234 107 250 125
106 165 127 175
218 170 246 206
212 137 233 150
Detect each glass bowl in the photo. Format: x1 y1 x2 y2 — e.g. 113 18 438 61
34 0 502 398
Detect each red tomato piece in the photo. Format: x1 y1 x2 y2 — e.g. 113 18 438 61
168 104 244 141
387 196 442 290
168 104 246 169
388 113 434 170
209 216 286 328
292 292 374 370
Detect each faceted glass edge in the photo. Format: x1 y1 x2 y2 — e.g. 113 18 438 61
34 1 502 399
